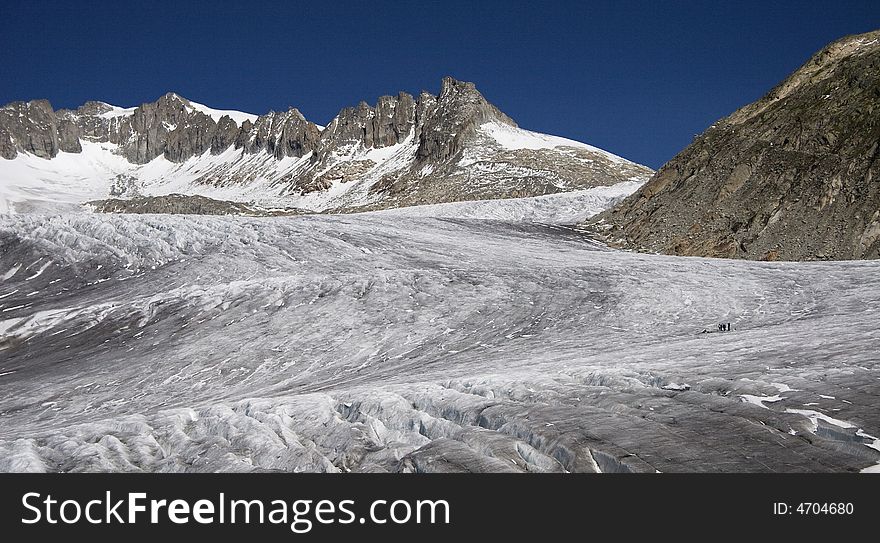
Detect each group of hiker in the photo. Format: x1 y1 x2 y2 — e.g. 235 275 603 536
700 322 734 334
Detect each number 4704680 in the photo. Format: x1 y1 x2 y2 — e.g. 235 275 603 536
796 503 854 515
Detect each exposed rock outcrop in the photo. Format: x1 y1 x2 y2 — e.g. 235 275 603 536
416 76 516 163
56 118 81 153
0 100 61 159
211 116 240 154
237 108 320 159
87 194 304 216
318 93 416 155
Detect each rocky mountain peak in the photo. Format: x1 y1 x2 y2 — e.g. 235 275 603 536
434 75 515 126
415 76 515 163
439 75 479 99
75 101 118 116
318 92 417 158
235 107 322 159
0 77 516 166
286 107 307 121
211 115 240 154
119 93 215 163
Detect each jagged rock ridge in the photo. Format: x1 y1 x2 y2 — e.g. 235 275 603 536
0 93 320 164
585 30 880 261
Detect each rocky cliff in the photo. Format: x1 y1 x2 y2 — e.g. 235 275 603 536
0 92 320 165
585 30 880 261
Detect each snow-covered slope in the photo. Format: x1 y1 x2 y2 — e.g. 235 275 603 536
480 121 625 163
97 105 137 119
0 120 649 214
186 99 258 126
0 142 132 214
0 139 405 213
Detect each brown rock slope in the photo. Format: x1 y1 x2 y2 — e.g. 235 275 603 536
585 30 880 261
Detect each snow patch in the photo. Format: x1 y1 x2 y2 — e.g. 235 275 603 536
25 261 52 281
0 140 133 213
740 394 784 409
98 104 137 119
480 121 625 163
187 100 258 126
857 429 880 453
661 383 690 391
785 408 855 430
771 382 799 393
2 265 21 281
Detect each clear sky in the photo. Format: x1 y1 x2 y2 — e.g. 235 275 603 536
2 0 878 168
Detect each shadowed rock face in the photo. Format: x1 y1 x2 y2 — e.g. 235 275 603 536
75 94 218 163
0 93 326 165
57 118 82 154
211 116 240 154
416 76 516 163
586 29 880 261
319 92 417 154
0 100 61 159
238 108 321 159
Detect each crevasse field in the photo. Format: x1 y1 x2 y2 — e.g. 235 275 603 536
1 191 879 473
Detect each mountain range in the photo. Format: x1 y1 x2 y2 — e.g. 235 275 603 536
0 77 652 215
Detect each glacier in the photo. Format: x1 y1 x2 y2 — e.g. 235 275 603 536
1 193 879 472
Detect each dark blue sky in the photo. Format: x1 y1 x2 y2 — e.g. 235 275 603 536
2 1 878 168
